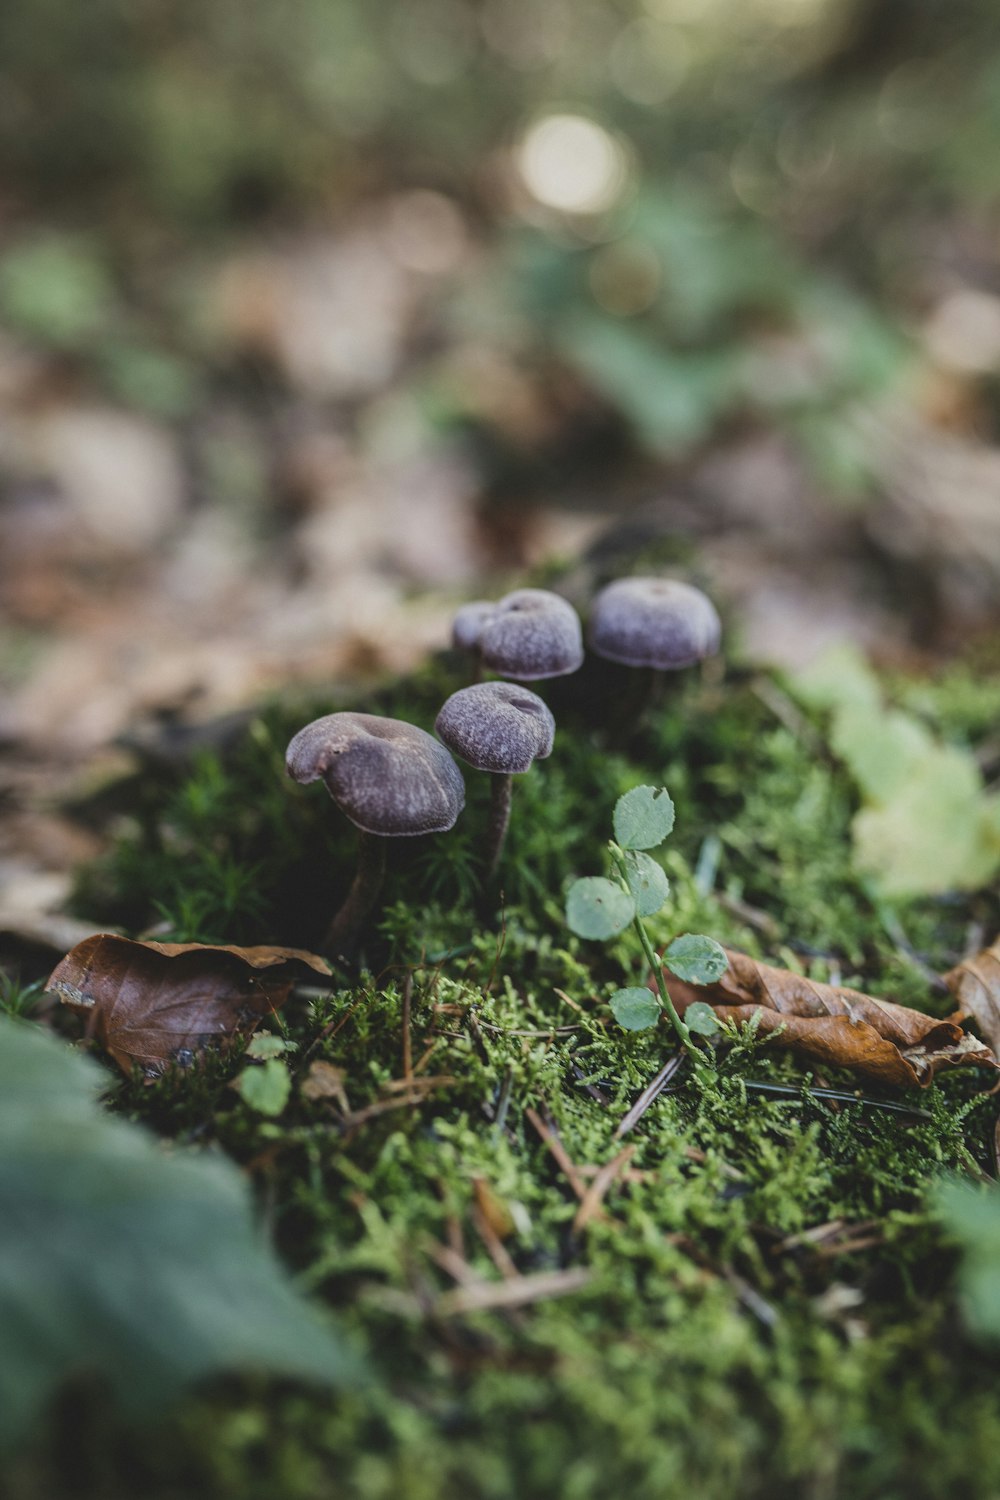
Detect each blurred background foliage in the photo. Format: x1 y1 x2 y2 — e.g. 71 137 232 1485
2 0 999 481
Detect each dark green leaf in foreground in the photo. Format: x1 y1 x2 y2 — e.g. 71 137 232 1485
613 786 676 850
664 934 729 985
566 877 635 940
0 1018 359 1450
623 851 670 917
938 1182 1000 1341
610 988 662 1031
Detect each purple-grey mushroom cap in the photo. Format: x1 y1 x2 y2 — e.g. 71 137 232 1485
588 578 721 670
435 682 555 774
458 588 583 681
285 713 465 836
452 601 495 653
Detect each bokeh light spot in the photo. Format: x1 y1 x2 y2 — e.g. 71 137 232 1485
517 114 630 216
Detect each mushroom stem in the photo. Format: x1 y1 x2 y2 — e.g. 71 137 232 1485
609 667 659 747
483 773 513 883
324 831 387 960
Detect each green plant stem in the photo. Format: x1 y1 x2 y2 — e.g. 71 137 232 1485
610 844 712 1084
633 915 713 1084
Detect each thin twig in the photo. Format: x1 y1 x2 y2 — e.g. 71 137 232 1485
493 1065 514 1135
434 1269 591 1318
425 1239 485 1288
659 1077 934 1120
614 1052 686 1139
525 1107 588 1202
572 1144 636 1232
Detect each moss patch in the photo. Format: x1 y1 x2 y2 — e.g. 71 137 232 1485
8 655 1000 1499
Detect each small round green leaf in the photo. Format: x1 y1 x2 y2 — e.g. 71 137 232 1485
623 851 670 917
664 934 729 985
566 877 635 940
234 1058 292 1117
245 1032 297 1060
684 1001 721 1036
610 988 662 1031
613 786 676 850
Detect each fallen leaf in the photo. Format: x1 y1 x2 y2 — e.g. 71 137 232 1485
0 1017 358 1451
46 933 329 1080
945 941 1000 1056
661 947 997 1087
300 1059 349 1105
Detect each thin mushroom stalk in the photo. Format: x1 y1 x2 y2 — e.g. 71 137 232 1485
588 577 721 744
484 773 513 883
324 831 387 959
435 682 554 895
285 712 464 962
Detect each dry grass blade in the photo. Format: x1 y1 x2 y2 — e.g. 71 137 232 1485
572 1144 636 1232
615 1051 685 1139
434 1269 591 1318
525 1107 588 1202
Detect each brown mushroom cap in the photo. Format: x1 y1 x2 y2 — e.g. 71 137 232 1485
286 713 465 836
588 578 721 670
435 682 555 774
460 588 583 681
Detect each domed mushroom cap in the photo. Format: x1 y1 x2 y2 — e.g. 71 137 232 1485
452 601 495 653
588 578 721 670
468 589 583 681
286 713 465 836
436 682 555 774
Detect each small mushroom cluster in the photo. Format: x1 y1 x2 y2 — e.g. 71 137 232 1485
285 577 720 959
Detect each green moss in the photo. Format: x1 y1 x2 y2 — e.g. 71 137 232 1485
11 654 1000 1497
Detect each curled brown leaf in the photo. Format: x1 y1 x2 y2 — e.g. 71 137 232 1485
661 947 997 1088
46 933 330 1080
945 941 1000 1057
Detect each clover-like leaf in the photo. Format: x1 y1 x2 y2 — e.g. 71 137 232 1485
684 1001 721 1036
566 877 635 940
664 934 729 985
610 988 662 1031
245 1033 298 1060
623 851 670 917
233 1058 292 1116
613 786 676 850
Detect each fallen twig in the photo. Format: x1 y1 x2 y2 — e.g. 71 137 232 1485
434 1268 591 1318
572 1144 636 1232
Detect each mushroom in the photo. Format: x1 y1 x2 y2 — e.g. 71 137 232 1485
435 681 554 883
452 588 584 683
587 577 721 735
285 713 465 958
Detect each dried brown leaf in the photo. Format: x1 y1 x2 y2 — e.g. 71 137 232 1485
945 941 1000 1056
662 947 997 1087
46 933 329 1080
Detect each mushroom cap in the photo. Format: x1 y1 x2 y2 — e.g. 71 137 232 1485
588 578 721 670
285 713 465 836
435 682 555 774
452 601 495 653
460 588 583 681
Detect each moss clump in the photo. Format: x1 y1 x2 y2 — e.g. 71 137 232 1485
10 654 1000 1499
